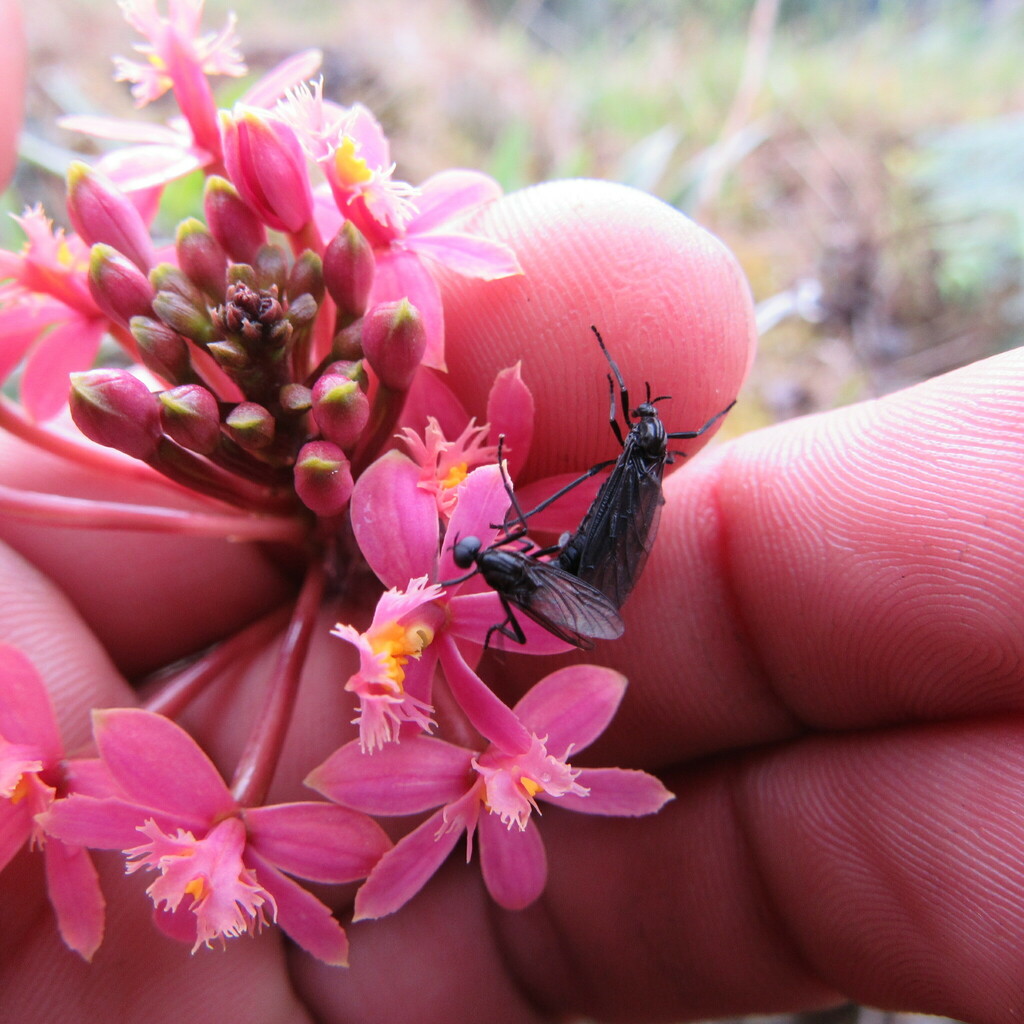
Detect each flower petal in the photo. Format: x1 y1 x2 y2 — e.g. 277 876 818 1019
486 363 534 479
95 144 207 193
367 247 444 371
547 766 674 816
445 591 576 656
92 709 235 824
353 808 463 921
21 318 107 422
240 48 323 108
406 232 521 280
513 665 627 756
244 802 391 883
307 735 474 815
435 463 510 584
40 794 180 850
478 811 547 910
350 450 439 588
44 840 105 961
405 169 502 234
0 645 62 759
246 850 350 966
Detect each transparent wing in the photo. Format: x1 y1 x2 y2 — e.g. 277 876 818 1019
511 557 625 649
563 441 666 608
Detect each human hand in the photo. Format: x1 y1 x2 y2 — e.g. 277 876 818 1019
2 180 1021 1024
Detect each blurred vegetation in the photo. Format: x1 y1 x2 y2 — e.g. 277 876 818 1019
13 0 1024 433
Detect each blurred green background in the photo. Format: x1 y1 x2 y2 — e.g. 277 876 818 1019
13 0 1024 438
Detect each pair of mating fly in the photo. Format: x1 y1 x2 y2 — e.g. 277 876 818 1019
449 327 735 650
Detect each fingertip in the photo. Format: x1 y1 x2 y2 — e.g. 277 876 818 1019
440 179 756 480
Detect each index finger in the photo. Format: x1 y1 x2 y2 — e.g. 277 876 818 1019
440 178 757 481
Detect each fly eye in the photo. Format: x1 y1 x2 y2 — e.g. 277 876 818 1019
452 536 482 569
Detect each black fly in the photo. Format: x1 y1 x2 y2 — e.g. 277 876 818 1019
446 439 625 651
526 326 734 609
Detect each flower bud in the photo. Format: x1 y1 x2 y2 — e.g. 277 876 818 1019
280 383 312 414
88 244 155 327
294 441 354 517
207 339 250 370
69 369 161 459
67 161 155 272
286 292 318 329
288 251 325 305
323 221 374 321
225 402 275 450
331 322 364 361
158 385 221 454
220 109 313 233
324 358 368 389
204 175 267 264
150 264 215 345
253 244 288 293
311 373 370 449
130 316 193 383
176 218 227 299
361 299 426 390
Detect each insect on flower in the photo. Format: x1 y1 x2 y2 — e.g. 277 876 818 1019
446 440 624 651
526 326 735 610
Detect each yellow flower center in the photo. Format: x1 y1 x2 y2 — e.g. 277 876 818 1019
440 461 468 489
371 622 435 687
334 136 373 187
520 776 541 797
184 876 207 901
9 774 30 804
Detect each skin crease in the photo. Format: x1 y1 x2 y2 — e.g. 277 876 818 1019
2 25 1024 1024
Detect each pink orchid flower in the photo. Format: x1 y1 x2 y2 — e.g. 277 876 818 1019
40 707 392 966
331 576 446 753
0 646 104 960
307 661 673 917
61 0 321 198
279 85 521 369
0 207 111 420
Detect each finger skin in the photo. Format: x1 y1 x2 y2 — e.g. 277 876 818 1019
441 178 756 481
6 172 1023 1024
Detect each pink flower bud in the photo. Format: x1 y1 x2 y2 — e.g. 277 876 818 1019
311 373 370 449
69 369 161 459
361 299 426 390
288 251 325 305
332 322 363 361
131 316 193 383
150 264 216 344
220 109 313 233
158 385 221 454
204 176 267 264
280 383 312 414
66 161 155 272
176 218 227 299
88 244 155 327
294 441 354 517
324 221 374 321
225 402 275 450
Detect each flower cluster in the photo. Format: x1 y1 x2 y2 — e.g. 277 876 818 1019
0 0 673 966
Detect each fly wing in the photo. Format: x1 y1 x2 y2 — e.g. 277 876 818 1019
511 559 625 649
568 447 665 609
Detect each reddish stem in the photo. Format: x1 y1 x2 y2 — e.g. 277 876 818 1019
140 606 291 718
230 561 326 806
350 383 406 477
0 482 308 543
0 396 210 499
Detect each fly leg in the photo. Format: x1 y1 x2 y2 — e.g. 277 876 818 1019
485 595 527 649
